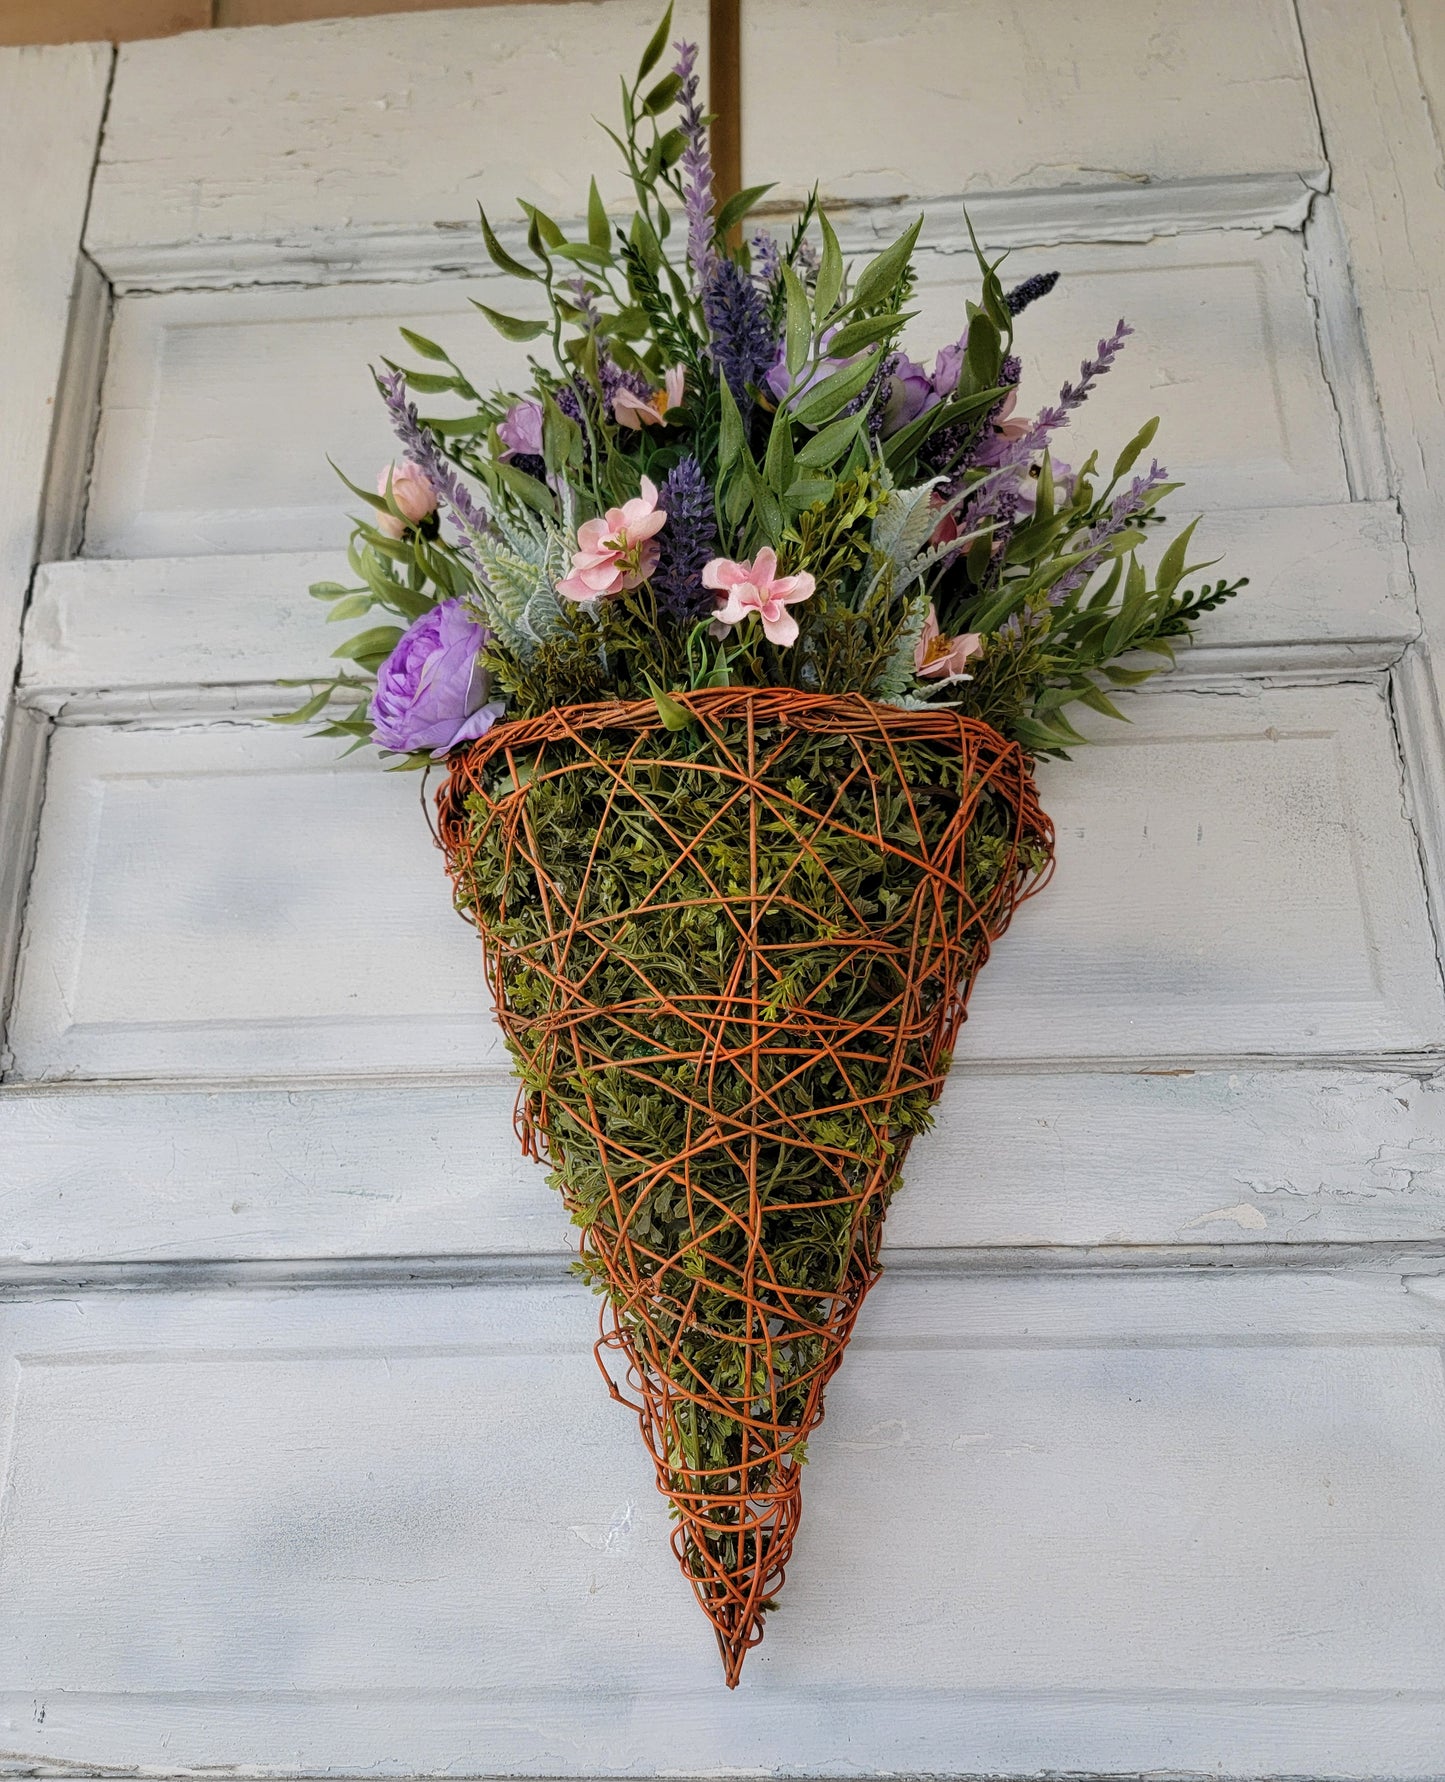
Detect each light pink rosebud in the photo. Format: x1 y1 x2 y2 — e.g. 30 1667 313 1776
703 547 815 649
375 460 438 538
915 604 982 680
556 475 668 601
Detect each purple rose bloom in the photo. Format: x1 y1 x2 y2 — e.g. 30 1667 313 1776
764 324 856 404
880 352 937 435
931 329 969 399
497 398 544 458
369 599 504 758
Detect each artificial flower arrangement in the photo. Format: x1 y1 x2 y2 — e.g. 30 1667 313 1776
282 9 1244 1685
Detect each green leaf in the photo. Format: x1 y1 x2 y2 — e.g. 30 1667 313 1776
541 389 582 478
423 412 494 438
587 177 609 251
963 309 1001 393
763 402 796 492
715 183 775 240
269 684 338 725
781 261 811 376
396 368 460 395
824 310 910 358
629 210 664 276
794 413 863 470
329 458 390 512
477 206 539 281
849 216 922 314
790 345 882 427
309 580 356 600
470 301 548 343
488 458 556 516
783 475 834 513
717 371 746 471
642 71 682 114
814 211 843 317
1112 415 1160 481
324 594 376 623
1156 517 1201 593
649 682 694 730
552 241 612 269
518 200 565 249
635 3 674 84
398 328 449 363
332 624 403 664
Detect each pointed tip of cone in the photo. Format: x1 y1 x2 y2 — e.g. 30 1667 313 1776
714 1620 752 1688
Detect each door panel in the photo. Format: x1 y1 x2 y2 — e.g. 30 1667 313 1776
2 1273 1442 1776
3 2 1445 1775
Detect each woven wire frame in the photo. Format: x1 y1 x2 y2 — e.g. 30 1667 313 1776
438 687 1053 1685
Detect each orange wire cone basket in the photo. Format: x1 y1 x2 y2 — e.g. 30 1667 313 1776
438 686 1052 1685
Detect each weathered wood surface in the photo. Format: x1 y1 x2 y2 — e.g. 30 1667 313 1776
1 1271 1442 1776
82 229 1344 559
7 684 1439 1087
3 1066 1445 1267
23 502 1418 705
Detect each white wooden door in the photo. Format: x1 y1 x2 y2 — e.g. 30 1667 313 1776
3 2 1445 1773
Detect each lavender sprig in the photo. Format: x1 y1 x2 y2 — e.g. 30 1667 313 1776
1060 319 1133 410
674 40 715 293
653 456 719 622
1049 459 1168 604
703 257 777 416
751 229 781 287
377 368 489 558
1005 270 1060 315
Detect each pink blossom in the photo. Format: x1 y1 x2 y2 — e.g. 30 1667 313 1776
556 476 668 601
992 386 1030 442
613 364 687 429
703 547 815 648
375 460 438 538
914 604 982 680
928 487 959 549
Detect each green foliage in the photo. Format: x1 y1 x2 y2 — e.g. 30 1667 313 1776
297 3 1245 772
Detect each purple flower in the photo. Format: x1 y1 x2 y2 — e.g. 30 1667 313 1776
751 229 781 286
703 257 777 415
764 323 854 404
674 40 715 292
931 330 968 399
1005 269 1059 316
879 351 937 434
497 399 543 458
369 599 503 758
653 455 718 623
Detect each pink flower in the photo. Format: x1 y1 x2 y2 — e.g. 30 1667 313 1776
556 476 668 601
703 547 815 648
928 487 959 549
612 364 686 429
375 460 438 538
915 604 982 680
992 386 1031 442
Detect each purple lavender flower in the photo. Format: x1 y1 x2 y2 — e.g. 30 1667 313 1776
674 40 715 292
1048 459 1168 603
703 257 777 414
751 230 781 286
376 369 489 556
1060 319 1133 410
369 599 503 757
1005 270 1060 315
652 456 718 623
